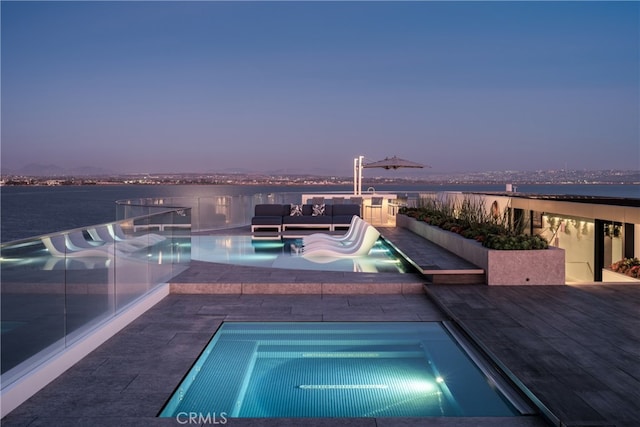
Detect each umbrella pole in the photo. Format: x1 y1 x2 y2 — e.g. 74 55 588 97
353 157 358 195
359 156 363 195
353 155 363 195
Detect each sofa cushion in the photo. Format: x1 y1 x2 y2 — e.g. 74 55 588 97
332 204 360 217
283 215 333 225
255 204 286 217
251 216 282 226
333 214 357 225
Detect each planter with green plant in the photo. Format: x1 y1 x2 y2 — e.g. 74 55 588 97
397 195 564 285
604 258 640 282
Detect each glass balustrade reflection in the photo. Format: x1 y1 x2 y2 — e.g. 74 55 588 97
115 192 304 233
0 237 66 385
0 207 191 389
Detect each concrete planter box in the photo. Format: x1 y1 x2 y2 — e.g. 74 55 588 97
602 269 640 283
397 214 565 285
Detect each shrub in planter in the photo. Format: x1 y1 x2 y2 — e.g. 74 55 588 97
483 234 549 250
610 258 640 278
398 203 549 250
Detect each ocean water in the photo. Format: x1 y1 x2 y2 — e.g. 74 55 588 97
1 183 638 243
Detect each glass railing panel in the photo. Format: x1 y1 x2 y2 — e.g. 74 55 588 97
0 236 67 386
63 229 116 345
115 191 323 233
164 208 192 279
113 217 152 311
117 193 279 233
1 206 191 390
231 195 253 227
145 210 190 287
113 209 192 311
197 196 230 230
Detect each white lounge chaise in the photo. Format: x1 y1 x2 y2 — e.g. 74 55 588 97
301 225 380 258
87 225 141 252
302 216 363 247
42 234 115 258
302 217 369 250
108 223 166 248
65 230 109 252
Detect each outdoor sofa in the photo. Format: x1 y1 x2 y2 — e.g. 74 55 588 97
251 203 361 232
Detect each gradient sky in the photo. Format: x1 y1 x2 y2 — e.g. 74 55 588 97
2 1 638 177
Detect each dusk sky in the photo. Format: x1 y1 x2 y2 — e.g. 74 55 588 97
2 1 638 177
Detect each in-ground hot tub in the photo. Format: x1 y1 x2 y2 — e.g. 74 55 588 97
160 322 532 419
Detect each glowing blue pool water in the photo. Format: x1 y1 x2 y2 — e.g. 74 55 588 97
160 322 522 418
190 235 413 273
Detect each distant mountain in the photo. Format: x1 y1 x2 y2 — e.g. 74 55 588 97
16 164 114 177
263 167 345 176
19 164 66 176
207 166 344 176
69 166 113 176
211 167 256 174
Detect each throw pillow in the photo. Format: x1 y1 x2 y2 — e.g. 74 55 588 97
312 203 325 216
290 204 303 216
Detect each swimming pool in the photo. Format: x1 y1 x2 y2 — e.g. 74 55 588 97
190 235 414 273
160 322 528 419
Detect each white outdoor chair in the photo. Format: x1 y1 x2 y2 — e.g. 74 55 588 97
302 216 365 247
108 223 166 248
301 225 380 258
87 225 141 252
42 234 114 258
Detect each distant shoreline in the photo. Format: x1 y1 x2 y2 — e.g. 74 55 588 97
2 177 639 187
2 168 638 187
2 181 639 187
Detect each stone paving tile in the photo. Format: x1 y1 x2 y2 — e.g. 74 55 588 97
380 302 446 317
3 226 567 427
376 417 548 427
172 260 425 285
345 294 406 305
426 284 640 427
378 226 482 271
2 291 550 427
224 314 323 322
322 313 422 321
200 304 292 316
9 418 178 427
260 294 347 308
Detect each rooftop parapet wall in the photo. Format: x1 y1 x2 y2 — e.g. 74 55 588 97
397 214 566 285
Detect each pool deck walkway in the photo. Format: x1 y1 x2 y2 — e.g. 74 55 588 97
378 227 485 284
2 226 639 427
173 226 484 293
426 283 640 427
0 293 546 427
172 226 432 294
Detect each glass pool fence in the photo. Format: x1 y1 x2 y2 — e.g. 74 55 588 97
116 192 305 233
0 208 191 389
115 191 421 233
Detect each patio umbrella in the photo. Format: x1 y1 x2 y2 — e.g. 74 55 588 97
363 155 428 170
354 155 429 195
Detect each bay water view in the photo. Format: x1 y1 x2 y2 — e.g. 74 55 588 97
1 183 638 243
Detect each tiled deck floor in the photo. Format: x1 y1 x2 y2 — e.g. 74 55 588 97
3 226 638 426
172 226 482 293
426 284 640 427
173 227 430 294
0 293 546 427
